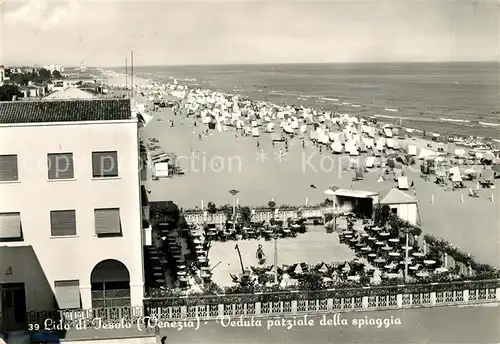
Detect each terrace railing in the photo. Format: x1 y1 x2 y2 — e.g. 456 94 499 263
184 207 332 225
11 279 498 331
143 279 500 321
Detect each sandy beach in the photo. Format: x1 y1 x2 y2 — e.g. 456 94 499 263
137 103 499 268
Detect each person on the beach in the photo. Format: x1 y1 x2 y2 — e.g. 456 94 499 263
198 133 202 140
256 244 265 264
302 139 305 148
257 141 260 148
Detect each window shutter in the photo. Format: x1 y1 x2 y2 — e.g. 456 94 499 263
0 155 19 181
92 152 118 177
55 280 81 309
95 208 121 234
50 210 76 236
48 153 74 179
0 213 21 239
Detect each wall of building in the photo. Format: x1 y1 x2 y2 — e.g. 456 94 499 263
0 120 144 311
388 203 418 225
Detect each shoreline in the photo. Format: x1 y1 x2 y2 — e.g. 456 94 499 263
102 69 498 151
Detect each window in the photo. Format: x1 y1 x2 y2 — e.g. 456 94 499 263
92 151 118 178
0 155 19 182
54 280 81 309
50 210 77 236
0 212 23 241
94 208 122 236
391 208 398 214
47 153 74 180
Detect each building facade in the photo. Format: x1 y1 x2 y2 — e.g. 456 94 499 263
378 188 418 225
0 99 146 331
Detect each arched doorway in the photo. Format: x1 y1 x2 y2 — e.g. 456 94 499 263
91 259 130 308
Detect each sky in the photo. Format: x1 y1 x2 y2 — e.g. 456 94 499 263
0 0 498 66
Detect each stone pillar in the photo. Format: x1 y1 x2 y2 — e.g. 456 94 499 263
130 283 145 314
327 298 334 311
291 300 298 314
80 285 92 309
255 302 261 315
496 287 500 301
218 304 224 317
396 294 403 308
463 289 469 303
430 292 436 306
362 296 369 309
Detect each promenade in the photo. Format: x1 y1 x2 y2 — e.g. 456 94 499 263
159 306 500 344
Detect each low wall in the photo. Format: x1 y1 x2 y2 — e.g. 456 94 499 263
144 280 500 320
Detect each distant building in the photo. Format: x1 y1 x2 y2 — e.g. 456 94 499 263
378 188 418 225
63 76 95 88
18 83 47 98
44 87 96 100
43 65 64 73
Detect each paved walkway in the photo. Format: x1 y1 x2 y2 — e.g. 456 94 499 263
157 306 500 344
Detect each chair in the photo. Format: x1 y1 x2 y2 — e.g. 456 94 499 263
468 188 479 198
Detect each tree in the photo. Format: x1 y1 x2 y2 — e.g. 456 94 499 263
240 206 252 224
207 202 217 214
0 85 22 101
268 200 276 212
52 70 62 79
37 68 52 81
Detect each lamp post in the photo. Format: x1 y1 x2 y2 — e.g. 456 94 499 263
274 231 278 284
229 189 240 232
403 228 410 283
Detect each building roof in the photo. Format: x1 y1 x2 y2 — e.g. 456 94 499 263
333 189 378 198
0 99 131 124
44 88 96 100
379 188 417 205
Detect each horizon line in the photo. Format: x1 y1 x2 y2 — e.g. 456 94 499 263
2 60 498 69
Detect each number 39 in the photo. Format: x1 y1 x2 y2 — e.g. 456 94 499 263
28 324 40 331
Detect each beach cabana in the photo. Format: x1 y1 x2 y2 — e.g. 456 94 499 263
397 176 409 190
349 145 359 156
384 128 393 138
365 156 376 168
252 128 260 137
266 123 275 132
331 141 343 153
407 145 417 156
386 138 395 148
418 148 437 160
378 188 418 225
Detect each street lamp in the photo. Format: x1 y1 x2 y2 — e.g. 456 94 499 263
402 228 411 283
228 189 240 232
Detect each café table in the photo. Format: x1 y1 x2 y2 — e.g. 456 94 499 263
412 252 425 258
371 227 382 232
150 256 159 260
379 232 390 237
423 260 436 265
368 253 377 258
375 241 384 246
416 272 429 278
156 279 165 284
388 238 400 243
388 252 401 257
435 267 448 273
193 239 202 244
350 238 358 242
153 272 163 277
347 275 360 281
355 243 364 247
344 234 353 239
361 233 369 237
386 273 400 279
198 257 207 263
368 237 376 241
409 265 419 271
374 258 386 263
361 247 371 251
153 266 162 271
178 264 186 270
401 245 412 250
177 271 187 276
201 272 211 278
384 263 397 270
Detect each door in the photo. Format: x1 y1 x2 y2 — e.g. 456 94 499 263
1 283 27 331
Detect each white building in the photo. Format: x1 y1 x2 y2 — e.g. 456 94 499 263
378 188 418 225
0 99 149 331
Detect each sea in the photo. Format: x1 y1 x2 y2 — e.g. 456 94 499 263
128 62 500 139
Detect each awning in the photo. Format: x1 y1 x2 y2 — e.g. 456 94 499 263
333 189 378 198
